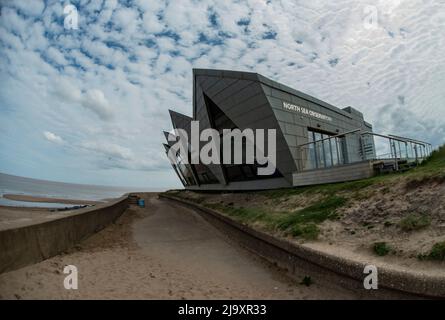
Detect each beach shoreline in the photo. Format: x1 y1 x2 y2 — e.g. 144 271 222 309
2 194 104 205
0 195 116 231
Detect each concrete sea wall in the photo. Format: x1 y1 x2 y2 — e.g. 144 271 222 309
0 196 129 274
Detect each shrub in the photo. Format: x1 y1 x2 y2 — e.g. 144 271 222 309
384 221 393 227
290 223 319 240
300 276 313 287
427 242 445 261
373 242 391 256
399 214 430 231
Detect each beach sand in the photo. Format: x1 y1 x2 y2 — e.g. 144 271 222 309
0 206 54 231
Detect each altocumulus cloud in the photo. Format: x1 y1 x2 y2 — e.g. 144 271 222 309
52 81 113 120
0 0 444 188
81 89 113 121
79 141 134 161
43 131 64 144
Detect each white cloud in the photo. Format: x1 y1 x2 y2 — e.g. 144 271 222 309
79 141 133 160
81 89 113 121
113 7 141 34
0 7 28 35
10 0 45 17
46 47 67 65
43 131 64 144
53 78 82 102
142 12 164 34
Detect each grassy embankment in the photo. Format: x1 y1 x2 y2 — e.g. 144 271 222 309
165 144 445 260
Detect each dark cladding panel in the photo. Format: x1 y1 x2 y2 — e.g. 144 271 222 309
163 131 176 147
201 93 286 183
284 123 304 137
162 143 170 153
198 75 220 91
198 74 296 183
214 80 253 105
204 77 234 97
290 95 311 109
271 87 293 102
194 80 228 185
227 95 268 119
272 108 295 124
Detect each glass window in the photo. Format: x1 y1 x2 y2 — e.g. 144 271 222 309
306 129 345 169
176 152 197 186
241 165 255 179
194 163 219 184
173 164 187 186
323 134 333 167
226 165 244 181
413 144 419 159
314 132 325 168
407 142 413 159
336 137 344 164
330 138 338 166
177 164 189 185
306 131 317 170
401 141 408 159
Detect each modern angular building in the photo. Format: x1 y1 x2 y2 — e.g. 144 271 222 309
163 69 432 191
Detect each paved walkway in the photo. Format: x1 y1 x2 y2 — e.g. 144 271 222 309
0 194 356 299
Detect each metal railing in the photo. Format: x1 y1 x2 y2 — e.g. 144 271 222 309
296 129 432 172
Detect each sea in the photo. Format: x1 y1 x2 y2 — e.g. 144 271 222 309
0 172 161 208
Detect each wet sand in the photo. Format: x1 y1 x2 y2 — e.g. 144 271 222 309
0 196 101 231
0 194 105 230
0 206 53 231
3 194 102 205
0 194 357 299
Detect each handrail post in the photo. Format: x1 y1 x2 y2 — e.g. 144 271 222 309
414 145 418 163
392 140 398 171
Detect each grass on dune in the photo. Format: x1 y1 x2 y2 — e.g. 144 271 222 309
399 213 431 232
418 242 445 261
259 177 381 200
274 196 346 229
417 144 445 173
403 144 445 184
206 203 272 224
205 195 347 240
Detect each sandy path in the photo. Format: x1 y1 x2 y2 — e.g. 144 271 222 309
0 194 357 299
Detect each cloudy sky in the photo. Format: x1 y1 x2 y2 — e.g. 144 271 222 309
0 0 444 188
